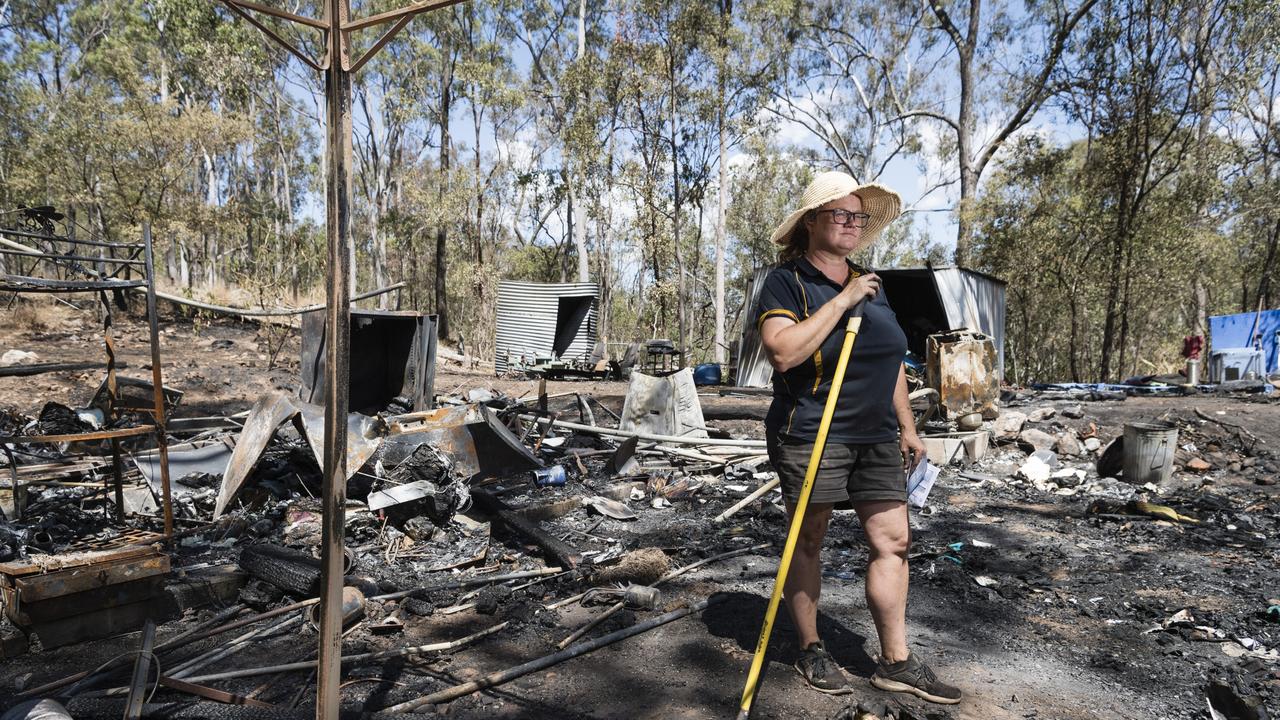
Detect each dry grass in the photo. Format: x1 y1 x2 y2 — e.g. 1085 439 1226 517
6 297 74 333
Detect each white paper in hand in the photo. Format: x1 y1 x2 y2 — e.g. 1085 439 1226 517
906 460 939 509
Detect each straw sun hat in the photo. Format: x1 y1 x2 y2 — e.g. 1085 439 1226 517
768 171 903 246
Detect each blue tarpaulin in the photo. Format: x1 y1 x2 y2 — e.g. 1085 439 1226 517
1208 310 1280 374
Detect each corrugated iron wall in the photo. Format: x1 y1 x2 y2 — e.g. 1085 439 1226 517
495 281 599 373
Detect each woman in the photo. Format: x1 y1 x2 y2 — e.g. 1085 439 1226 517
755 171 961 704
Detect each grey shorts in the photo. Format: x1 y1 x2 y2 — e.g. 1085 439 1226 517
767 435 907 507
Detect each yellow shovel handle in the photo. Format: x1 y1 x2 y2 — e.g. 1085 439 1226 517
737 315 863 718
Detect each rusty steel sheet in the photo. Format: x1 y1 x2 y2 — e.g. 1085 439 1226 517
926 330 1000 419
11 552 169 603
213 393 300 518
384 403 540 480
296 401 385 481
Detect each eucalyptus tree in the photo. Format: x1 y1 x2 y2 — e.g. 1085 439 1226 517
915 0 1099 263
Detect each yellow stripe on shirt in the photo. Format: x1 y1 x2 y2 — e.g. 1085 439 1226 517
757 308 799 332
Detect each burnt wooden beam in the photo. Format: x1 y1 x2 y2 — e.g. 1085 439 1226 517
470 489 581 569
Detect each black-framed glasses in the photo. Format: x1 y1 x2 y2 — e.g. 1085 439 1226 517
815 209 871 228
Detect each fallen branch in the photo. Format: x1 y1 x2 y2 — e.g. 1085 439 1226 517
471 489 581 569
1193 408 1259 448
0 361 124 377
382 595 724 713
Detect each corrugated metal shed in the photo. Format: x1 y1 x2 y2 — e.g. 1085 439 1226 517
734 264 1006 387
495 281 599 373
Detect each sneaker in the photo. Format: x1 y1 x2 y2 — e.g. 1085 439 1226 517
795 641 855 695
870 653 962 704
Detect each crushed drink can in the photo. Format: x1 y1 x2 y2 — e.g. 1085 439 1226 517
533 465 567 487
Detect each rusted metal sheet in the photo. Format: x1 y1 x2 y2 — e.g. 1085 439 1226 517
385 403 540 480
213 393 300 518
926 330 1000 419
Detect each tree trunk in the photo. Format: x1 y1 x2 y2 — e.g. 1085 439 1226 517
669 46 686 357
572 0 589 283
953 37 976 266
714 0 729 365
435 70 452 341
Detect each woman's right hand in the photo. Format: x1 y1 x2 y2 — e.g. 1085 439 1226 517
837 272 880 310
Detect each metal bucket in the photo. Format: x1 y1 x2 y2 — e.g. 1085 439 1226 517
1122 422 1178 485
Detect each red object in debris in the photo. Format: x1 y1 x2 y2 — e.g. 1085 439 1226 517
1182 335 1204 360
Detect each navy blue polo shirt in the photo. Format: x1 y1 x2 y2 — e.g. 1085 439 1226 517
755 257 908 444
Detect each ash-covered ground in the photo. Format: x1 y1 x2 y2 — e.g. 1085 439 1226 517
0 305 1276 719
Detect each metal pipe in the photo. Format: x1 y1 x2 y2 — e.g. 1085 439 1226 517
16 605 247 701
168 615 303 679
123 620 156 719
517 414 767 448
0 231 403 317
181 621 509 684
306 586 364 630
143 223 174 537
382 596 721 713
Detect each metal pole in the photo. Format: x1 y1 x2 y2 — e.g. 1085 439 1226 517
143 222 174 537
317 1 353 717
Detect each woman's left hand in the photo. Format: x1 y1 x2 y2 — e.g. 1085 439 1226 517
900 431 926 471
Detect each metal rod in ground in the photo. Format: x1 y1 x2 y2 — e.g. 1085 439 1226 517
555 543 769 649
170 615 304 679
382 596 721 714
182 621 510 684
85 614 308 699
714 477 782 523
123 620 156 719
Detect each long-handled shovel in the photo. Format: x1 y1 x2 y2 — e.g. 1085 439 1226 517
737 302 868 719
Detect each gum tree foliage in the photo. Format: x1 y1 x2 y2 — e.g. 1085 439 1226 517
0 0 1276 378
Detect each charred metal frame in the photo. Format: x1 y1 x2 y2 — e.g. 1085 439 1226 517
0 217 175 538
208 0 466 716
